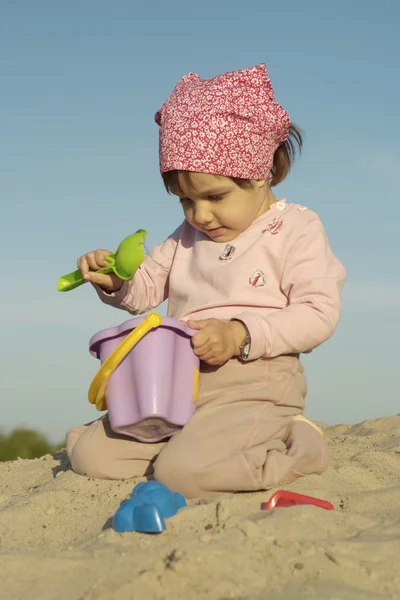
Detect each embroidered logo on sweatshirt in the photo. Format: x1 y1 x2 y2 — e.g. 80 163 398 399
266 218 284 235
249 270 265 287
219 244 236 260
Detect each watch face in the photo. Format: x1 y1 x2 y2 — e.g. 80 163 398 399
240 340 251 360
236 320 251 360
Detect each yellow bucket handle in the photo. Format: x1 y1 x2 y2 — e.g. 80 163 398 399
88 312 163 412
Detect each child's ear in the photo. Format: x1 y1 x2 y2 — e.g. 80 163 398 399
252 179 268 190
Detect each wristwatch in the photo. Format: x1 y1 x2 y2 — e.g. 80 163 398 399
235 320 251 361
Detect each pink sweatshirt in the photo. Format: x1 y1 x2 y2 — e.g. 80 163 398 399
98 200 346 360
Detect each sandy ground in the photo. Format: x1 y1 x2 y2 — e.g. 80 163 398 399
1 415 400 600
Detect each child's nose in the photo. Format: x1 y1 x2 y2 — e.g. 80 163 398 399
193 202 213 225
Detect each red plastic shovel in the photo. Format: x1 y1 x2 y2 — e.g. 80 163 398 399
262 490 334 511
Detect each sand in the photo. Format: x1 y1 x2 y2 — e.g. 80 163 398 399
1 416 400 600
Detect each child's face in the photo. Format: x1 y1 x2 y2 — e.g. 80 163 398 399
171 172 272 242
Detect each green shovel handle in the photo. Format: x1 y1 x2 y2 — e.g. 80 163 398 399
57 265 114 292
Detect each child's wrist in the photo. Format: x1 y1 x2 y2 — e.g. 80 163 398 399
229 320 248 355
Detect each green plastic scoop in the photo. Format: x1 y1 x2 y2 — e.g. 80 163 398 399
57 229 147 292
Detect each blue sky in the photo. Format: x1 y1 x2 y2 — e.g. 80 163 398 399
1 0 399 442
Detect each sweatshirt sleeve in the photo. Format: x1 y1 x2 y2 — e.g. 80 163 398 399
94 224 183 315
234 219 346 359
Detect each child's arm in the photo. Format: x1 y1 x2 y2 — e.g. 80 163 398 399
234 219 346 359
94 224 183 315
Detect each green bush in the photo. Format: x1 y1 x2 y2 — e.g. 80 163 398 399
0 428 62 462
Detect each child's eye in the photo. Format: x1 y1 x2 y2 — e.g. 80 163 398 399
179 195 224 203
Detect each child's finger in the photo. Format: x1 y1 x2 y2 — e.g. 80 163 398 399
200 351 225 366
77 254 90 277
78 252 101 273
94 249 112 268
86 250 110 271
187 319 212 330
77 249 112 274
193 341 212 356
191 329 211 348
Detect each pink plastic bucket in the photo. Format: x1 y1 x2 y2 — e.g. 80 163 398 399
89 316 199 442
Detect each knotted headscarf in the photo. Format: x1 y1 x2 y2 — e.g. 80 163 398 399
155 63 290 180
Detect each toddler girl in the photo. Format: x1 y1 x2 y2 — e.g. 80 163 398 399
67 63 346 498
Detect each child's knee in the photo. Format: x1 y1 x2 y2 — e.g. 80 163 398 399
66 425 88 459
288 420 329 475
69 439 99 479
153 443 207 499
69 422 113 479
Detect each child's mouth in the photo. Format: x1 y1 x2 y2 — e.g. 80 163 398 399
206 226 226 236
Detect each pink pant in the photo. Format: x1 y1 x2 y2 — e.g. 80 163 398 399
67 356 327 498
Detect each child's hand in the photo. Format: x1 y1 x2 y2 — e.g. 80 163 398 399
77 249 123 292
187 318 247 366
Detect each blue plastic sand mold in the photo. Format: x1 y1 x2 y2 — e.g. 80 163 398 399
112 481 187 533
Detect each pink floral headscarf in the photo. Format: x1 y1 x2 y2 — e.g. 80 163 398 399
155 63 290 180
